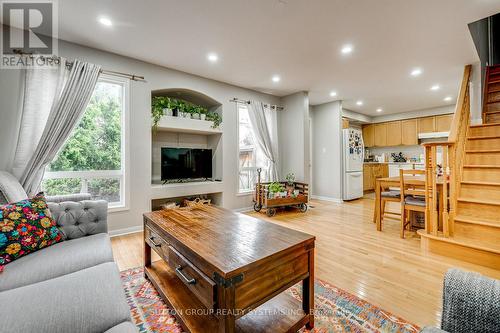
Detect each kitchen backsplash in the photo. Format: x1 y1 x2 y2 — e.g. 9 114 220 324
367 145 424 162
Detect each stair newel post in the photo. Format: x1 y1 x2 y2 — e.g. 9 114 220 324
431 146 439 236
442 146 449 237
448 146 455 236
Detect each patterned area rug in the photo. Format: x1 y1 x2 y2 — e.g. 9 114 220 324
120 267 420 333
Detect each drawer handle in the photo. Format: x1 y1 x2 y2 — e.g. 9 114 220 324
175 265 196 285
149 236 162 247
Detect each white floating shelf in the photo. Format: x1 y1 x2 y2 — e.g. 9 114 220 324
156 116 223 135
151 181 224 200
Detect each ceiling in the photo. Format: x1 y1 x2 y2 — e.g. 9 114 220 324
20 1 500 114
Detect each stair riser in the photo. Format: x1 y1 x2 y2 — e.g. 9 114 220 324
468 125 500 137
488 82 500 92
485 103 500 112
459 183 500 200
457 201 500 222
488 91 500 103
486 112 500 124
462 168 500 182
466 137 500 150
454 222 500 244
465 153 500 165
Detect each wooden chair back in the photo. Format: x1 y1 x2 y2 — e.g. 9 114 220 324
399 169 426 200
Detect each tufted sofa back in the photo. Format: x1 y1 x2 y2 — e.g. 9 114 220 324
48 200 108 240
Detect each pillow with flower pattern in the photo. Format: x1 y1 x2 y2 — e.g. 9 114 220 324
0 192 63 272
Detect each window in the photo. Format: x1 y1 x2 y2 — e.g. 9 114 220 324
41 76 129 209
238 104 270 193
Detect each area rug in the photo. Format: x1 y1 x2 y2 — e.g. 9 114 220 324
120 267 420 333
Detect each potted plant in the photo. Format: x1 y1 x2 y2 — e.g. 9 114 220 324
285 172 295 195
206 111 222 129
268 182 283 199
192 106 202 120
152 96 170 131
200 107 207 121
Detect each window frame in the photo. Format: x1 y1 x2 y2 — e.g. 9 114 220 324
42 74 130 212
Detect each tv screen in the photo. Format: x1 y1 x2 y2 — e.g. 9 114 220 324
161 148 212 181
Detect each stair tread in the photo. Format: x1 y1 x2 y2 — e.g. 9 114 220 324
467 135 500 139
461 180 500 186
458 197 500 205
463 164 500 168
469 122 500 128
454 215 500 228
417 230 500 254
465 149 500 153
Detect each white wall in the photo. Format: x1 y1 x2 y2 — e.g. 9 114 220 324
310 101 343 200
278 92 310 182
469 61 483 125
0 39 281 233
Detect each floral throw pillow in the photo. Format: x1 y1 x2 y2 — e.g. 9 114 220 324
0 192 63 272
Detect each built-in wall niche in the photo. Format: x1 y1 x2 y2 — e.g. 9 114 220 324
151 193 222 211
151 88 223 187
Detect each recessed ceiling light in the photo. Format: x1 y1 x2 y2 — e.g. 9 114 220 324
271 75 281 83
341 44 353 54
410 68 422 77
356 100 363 106
430 85 441 91
207 53 218 62
330 91 337 97
376 108 383 113
444 96 453 102
98 17 113 26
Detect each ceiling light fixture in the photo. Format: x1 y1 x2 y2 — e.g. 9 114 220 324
341 44 353 54
430 85 441 91
207 53 218 62
376 108 383 113
272 75 281 83
410 68 422 77
356 100 363 106
98 17 113 26
444 96 453 102
330 91 337 97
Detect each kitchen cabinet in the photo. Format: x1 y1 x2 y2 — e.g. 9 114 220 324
386 121 402 146
362 124 375 147
435 114 453 132
374 123 387 147
401 119 418 145
363 163 389 192
418 116 436 134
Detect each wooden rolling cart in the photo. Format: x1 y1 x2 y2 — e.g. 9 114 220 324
253 168 309 217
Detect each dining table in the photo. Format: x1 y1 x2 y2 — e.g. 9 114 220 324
374 176 446 232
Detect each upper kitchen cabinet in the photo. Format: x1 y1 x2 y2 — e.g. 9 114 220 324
362 124 375 147
401 119 418 145
385 121 402 146
435 114 453 132
418 116 436 134
374 123 387 147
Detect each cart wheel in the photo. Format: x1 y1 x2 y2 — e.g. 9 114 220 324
299 203 308 213
266 208 276 217
253 203 262 212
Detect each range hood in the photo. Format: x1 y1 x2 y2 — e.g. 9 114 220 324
418 131 449 139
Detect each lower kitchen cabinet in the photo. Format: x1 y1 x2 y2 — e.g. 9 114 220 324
363 163 389 192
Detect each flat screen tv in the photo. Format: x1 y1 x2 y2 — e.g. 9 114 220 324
161 148 212 181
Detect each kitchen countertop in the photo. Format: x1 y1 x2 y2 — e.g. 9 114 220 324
364 161 424 165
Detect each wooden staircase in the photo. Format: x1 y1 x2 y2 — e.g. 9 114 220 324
483 64 500 124
418 65 500 270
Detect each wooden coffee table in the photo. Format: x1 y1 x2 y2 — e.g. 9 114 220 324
143 205 315 333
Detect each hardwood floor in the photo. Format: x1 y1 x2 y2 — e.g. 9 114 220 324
111 197 500 328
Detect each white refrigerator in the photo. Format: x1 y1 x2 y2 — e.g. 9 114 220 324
342 128 364 200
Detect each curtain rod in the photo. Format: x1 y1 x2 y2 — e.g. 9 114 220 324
12 49 145 82
230 97 284 111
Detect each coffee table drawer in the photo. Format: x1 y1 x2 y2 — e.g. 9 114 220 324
145 225 169 261
168 246 216 309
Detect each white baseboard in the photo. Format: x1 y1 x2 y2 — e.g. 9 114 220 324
109 225 143 238
232 206 254 213
310 195 344 203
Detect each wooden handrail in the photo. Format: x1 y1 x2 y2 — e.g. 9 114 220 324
423 65 472 237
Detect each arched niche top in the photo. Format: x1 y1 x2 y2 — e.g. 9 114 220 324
152 88 222 109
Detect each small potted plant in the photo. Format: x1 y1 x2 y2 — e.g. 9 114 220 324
200 107 207 121
268 182 283 199
206 111 222 129
285 172 295 195
192 106 202 120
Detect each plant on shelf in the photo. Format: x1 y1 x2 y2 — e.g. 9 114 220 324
268 182 285 199
151 96 172 132
206 111 222 129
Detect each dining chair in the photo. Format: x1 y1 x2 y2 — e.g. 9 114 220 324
380 188 401 221
399 169 427 238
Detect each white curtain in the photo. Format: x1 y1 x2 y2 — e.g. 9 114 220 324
248 101 280 182
12 59 101 195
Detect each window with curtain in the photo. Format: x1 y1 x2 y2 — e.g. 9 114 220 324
41 75 128 208
238 104 270 193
